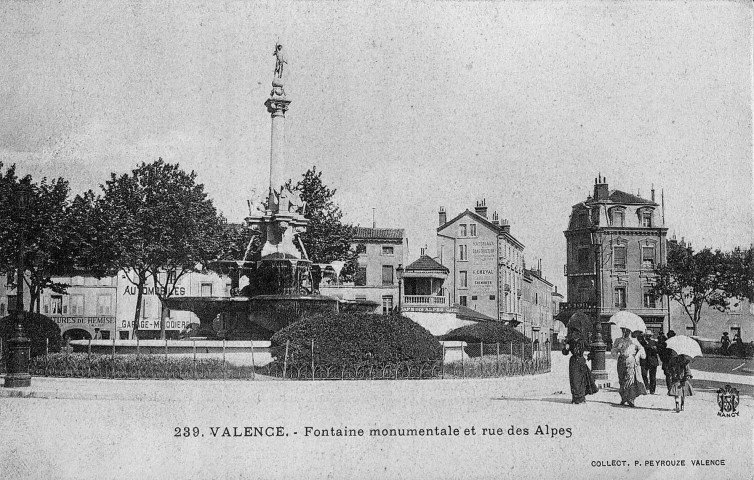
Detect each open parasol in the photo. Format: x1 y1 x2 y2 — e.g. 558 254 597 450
666 335 703 358
609 311 646 333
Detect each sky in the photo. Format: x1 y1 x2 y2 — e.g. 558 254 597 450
1 1 752 294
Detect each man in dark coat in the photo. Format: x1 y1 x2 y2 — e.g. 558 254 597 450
658 330 675 393
640 331 660 394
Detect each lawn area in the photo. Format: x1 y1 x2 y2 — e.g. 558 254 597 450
688 357 752 376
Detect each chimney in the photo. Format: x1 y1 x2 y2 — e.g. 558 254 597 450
501 219 511 234
593 174 609 201
420 247 426 256
439 206 446 226
492 211 500 226
475 198 488 218
651 184 655 203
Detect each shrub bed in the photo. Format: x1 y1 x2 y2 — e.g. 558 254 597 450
1 312 62 358
270 312 442 367
29 353 256 379
440 322 534 358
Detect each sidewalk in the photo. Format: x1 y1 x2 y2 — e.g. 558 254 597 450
1 353 751 404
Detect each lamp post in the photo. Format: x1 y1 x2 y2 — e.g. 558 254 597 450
396 264 404 314
589 227 609 386
5 184 32 388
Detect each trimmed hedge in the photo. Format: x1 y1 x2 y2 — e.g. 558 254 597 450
1 312 62 358
440 321 530 345
270 312 442 366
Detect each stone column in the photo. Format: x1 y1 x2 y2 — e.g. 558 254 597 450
265 78 291 208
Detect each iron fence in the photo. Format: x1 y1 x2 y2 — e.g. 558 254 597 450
0 339 551 381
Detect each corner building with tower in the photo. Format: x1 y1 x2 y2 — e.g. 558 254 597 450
564 176 668 340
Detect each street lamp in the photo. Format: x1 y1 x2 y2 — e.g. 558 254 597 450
589 227 608 385
5 184 32 388
396 264 404 314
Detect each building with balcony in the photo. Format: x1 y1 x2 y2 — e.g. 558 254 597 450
400 252 498 336
563 175 668 340
436 200 525 327
319 226 406 314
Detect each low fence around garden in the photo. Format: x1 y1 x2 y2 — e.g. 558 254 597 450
0 338 551 381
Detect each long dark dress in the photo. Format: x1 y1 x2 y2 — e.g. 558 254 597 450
563 340 598 404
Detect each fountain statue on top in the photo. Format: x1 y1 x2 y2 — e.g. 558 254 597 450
162 43 377 340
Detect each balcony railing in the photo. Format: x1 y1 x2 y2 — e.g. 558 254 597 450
403 295 448 306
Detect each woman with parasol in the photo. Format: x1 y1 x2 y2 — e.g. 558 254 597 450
664 335 703 412
561 333 599 404
611 327 647 407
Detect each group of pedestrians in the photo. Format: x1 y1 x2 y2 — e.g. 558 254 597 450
562 328 694 412
721 331 745 357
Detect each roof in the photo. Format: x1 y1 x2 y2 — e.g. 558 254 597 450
578 189 657 208
405 255 449 273
454 304 497 322
437 209 525 249
353 227 405 242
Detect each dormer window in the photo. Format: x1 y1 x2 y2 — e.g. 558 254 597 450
637 207 655 228
609 207 625 227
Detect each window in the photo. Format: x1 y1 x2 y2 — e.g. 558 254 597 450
119 331 130 340
69 294 85 315
200 283 213 297
355 267 367 286
381 246 394 256
381 295 393 315
641 212 652 227
0 303 4 316
459 245 468 261
577 247 590 269
382 265 394 285
489 295 495 300
100 330 111 340
614 287 627 308
471 295 478 300
642 245 655 269
470 224 477 237
459 271 468 288
611 209 625 227
97 294 113 315
578 212 588 227
7 296 16 313
459 224 467 237
613 246 627 271
459 295 467 307
643 287 656 308
51 295 63 315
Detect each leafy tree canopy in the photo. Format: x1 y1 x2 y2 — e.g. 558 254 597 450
652 240 748 336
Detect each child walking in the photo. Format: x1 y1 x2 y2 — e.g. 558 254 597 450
667 354 693 412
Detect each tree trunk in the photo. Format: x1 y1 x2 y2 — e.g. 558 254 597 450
132 278 145 340
159 302 169 340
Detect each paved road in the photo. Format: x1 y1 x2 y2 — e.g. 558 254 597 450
1 354 750 480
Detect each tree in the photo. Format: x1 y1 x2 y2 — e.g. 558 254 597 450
93 159 226 339
652 240 737 336
725 246 754 302
288 167 358 280
0 163 76 313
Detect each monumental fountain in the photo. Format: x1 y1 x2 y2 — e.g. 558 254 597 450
162 44 377 340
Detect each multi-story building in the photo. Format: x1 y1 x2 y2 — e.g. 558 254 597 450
521 262 554 343
564 175 668 340
436 200 525 326
319 226 406 314
1 270 229 340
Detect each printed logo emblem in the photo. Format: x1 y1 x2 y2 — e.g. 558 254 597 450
716 385 739 417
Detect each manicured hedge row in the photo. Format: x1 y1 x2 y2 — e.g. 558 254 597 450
270 312 442 366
